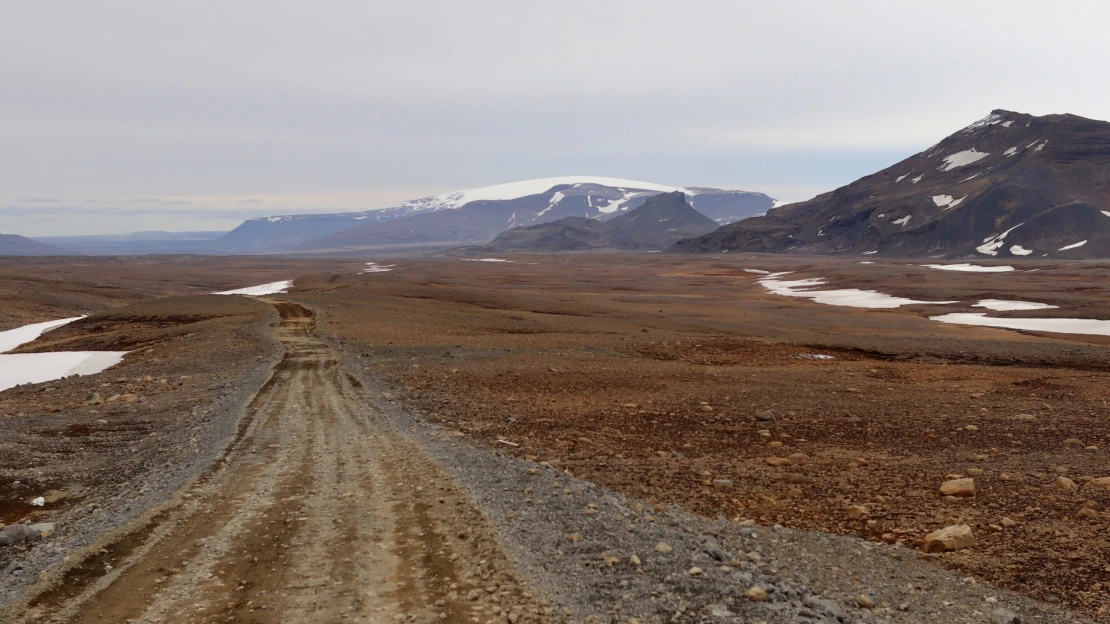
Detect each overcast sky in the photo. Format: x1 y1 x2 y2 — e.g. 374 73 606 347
3 1 1110 236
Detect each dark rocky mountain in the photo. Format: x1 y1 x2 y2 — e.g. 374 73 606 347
673 110 1110 259
481 192 719 252
0 234 76 256
212 177 772 252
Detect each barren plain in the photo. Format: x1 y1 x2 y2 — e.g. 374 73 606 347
1 254 1108 623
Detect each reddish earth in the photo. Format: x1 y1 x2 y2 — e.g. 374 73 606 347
291 254 1110 619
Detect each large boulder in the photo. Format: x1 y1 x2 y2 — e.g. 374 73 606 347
924 524 976 553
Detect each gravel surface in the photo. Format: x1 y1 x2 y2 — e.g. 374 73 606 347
336 341 1093 624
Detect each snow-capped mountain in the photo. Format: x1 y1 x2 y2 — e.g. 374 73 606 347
673 110 1110 258
214 177 773 252
481 191 720 252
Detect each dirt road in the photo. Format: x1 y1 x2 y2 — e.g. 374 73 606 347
11 301 544 624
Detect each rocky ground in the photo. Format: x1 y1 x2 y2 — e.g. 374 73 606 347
295 254 1110 621
0 254 1107 623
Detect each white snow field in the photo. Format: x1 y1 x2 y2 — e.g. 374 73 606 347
213 280 293 296
930 313 1110 337
939 149 990 171
0 316 85 353
921 263 1016 273
973 299 1058 311
0 317 127 392
757 275 955 309
363 263 395 273
462 258 514 263
0 351 128 392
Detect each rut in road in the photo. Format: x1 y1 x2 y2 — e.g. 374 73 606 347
14 301 549 624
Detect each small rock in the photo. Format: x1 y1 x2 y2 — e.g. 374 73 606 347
712 479 734 490
856 594 875 609
1000 517 1018 528
924 524 975 553
29 497 45 507
687 566 703 575
1054 476 1078 492
939 478 976 497
755 410 776 422
629 553 641 566
1076 507 1099 521
654 542 673 554
0 524 41 547
567 533 583 543
765 457 792 467
990 607 1021 624
1063 438 1086 449
745 586 768 602
1086 477 1110 490
846 505 869 520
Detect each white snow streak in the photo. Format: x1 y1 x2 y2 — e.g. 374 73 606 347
976 223 1024 256
911 175 924 184
973 299 1057 311
1058 240 1087 251
892 215 911 227
932 195 954 207
921 263 1016 273
214 280 293 296
757 276 955 309
939 149 990 172
1009 245 1032 256
931 313 1110 337
0 317 85 353
401 177 698 212
462 258 514 263
1003 147 1018 157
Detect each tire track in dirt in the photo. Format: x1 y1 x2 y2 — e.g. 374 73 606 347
6 301 547 624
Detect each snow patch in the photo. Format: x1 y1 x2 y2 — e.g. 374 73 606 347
757 276 955 309
1058 240 1087 251
1001 120 1014 128
931 313 1110 337
1003 147 1018 157
896 173 910 183
921 263 1016 273
862 250 878 255
976 223 1024 256
742 269 770 274
214 280 293 296
892 215 911 227
973 299 1057 311
0 352 128 392
911 175 924 184
962 113 1004 132
1010 245 1032 256
363 262 395 273
1035 141 1047 151
947 196 967 209
932 195 954 207
0 317 85 353
1102 211 1110 218
939 149 990 172
462 258 514 263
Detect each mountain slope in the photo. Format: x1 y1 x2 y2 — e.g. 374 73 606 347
0 234 76 256
673 110 1110 258
213 177 772 252
482 192 718 252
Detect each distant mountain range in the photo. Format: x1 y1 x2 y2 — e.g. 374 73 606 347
480 191 718 252
0 234 76 256
219 177 774 253
674 110 1110 258
32 231 226 255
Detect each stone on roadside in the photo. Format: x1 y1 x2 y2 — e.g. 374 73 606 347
654 542 673 554
0 524 41 547
687 566 703 575
1076 507 1099 521
939 477 976 497
846 505 869 520
755 410 776 422
1054 476 1078 492
990 607 1021 624
711 479 733 490
745 586 768 602
1000 517 1018 528
856 594 875 609
764 456 792 467
924 524 975 553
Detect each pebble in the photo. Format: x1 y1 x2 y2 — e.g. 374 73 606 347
745 586 768 602
654 542 673 554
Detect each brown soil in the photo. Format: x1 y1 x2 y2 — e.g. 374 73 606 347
290 254 1110 620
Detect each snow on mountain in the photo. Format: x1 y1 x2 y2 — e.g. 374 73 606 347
398 176 698 213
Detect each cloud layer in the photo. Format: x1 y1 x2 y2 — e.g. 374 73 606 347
3 1 1109 234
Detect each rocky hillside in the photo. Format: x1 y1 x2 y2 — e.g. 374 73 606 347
212 177 772 252
673 110 1110 258
0 234 75 256
483 191 718 252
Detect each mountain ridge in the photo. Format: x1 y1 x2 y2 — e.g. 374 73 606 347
672 109 1110 258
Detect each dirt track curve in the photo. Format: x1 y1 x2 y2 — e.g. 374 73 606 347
9 301 544 624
